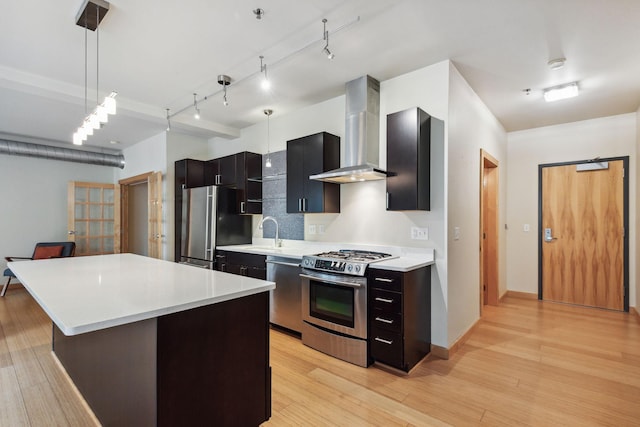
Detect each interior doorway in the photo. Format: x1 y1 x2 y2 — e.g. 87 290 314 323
480 149 499 313
119 172 163 259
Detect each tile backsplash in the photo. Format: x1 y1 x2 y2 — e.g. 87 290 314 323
261 151 304 240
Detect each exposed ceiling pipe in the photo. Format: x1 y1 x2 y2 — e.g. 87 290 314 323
0 139 125 169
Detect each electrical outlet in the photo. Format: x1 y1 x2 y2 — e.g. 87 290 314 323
523 224 530 232
411 227 429 240
308 224 316 235
318 225 325 234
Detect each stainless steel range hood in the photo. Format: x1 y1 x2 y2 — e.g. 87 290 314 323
310 75 386 183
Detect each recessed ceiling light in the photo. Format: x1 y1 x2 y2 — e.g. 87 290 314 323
109 140 121 144
547 58 566 71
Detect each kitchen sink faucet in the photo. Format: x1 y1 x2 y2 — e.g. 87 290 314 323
258 216 281 247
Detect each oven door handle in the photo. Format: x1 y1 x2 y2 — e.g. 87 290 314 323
299 273 363 289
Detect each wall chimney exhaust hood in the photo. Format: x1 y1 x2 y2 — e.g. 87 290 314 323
310 75 387 183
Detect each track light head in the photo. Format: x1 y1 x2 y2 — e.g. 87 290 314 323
193 93 200 119
321 19 335 60
218 75 231 106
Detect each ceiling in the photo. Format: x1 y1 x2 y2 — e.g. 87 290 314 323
1 0 639 152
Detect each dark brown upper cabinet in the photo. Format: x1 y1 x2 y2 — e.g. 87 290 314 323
386 107 443 211
286 132 340 214
205 152 262 214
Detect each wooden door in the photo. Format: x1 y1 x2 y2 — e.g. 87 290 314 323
480 150 499 309
119 172 163 259
147 171 163 259
68 182 120 256
540 159 626 311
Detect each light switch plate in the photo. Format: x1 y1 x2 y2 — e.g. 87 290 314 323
308 224 316 235
453 227 461 240
411 227 429 240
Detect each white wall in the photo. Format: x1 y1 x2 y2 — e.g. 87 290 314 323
119 132 169 258
507 113 637 308
0 154 115 275
636 106 640 311
447 63 508 345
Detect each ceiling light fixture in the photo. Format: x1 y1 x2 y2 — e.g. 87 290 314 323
547 58 566 71
543 82 579 102
166 108 171 131
218 74 231 106
72 0 116 146
253 8 264 19
322 18 335 60
259 56 270 90
264 109 273 168
193 93 200 119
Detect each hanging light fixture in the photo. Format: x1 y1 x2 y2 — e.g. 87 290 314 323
218 75 231 106
72 0 117 146
259 56 270 90
193 93 201 119
322 18 335 60
166 108 171 131
264 109 273 168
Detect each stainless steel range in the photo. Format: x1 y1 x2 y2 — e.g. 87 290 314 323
300 249 395 367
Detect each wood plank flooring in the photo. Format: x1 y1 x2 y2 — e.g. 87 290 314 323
1 286 639 426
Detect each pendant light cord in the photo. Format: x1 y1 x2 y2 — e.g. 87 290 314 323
84 14 88 114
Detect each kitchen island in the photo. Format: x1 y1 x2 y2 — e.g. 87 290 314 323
8 253 275 426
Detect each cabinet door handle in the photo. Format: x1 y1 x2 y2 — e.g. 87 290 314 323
375 277 394 283
215 175 221 185
374 337 393 345
375 317 394 324
303 198 307 212
220 263 226 272
240 201 245 213
375 297 395 304
386 192 389 209
298 198 303 212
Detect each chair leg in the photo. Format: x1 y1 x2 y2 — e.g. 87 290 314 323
1 276 11 297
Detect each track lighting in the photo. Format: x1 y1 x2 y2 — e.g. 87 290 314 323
218 74 231 106
322 18 335 60
166 108 171 131
264 109 273 168
193 93 200 119
259 56 270 90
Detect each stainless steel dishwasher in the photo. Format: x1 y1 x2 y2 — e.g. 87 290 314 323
266 256 302 334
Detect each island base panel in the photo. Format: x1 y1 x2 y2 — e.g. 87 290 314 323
53 291 271 426
53 318 157 426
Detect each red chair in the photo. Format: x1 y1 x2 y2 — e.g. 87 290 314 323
2 242 76 296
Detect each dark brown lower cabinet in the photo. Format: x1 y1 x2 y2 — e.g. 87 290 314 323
53 292 271 426
368 266 431 372
216 250 267 279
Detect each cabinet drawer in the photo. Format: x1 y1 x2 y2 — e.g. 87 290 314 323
368 269 402 292
370 327 403 368
371 309 401 333
371 288 401 313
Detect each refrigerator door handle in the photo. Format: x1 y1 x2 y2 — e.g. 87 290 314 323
205 186 214 257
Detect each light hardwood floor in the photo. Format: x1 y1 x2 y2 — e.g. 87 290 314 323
1 286 639 426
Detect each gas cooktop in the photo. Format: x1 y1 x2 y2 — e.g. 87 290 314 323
301 249 396 276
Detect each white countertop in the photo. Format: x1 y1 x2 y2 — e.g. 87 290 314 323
217 240 435 272
8 253 275 336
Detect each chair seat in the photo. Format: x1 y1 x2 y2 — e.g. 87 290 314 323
3 268 12 277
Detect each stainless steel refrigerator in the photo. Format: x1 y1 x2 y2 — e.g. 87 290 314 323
180 185 252 268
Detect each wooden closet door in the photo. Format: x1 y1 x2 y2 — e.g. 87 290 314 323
541 160 624 310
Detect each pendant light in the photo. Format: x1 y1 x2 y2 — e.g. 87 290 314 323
72 0 117 146
264 109 273 168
